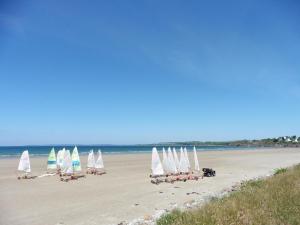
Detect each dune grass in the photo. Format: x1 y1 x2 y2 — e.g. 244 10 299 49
274 167 288 175
157 164 300 225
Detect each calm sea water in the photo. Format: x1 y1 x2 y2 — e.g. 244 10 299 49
0 145 249 158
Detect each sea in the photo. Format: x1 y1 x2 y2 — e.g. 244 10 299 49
0 145 250 158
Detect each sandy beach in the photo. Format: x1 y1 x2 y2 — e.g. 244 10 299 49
0 148 300 225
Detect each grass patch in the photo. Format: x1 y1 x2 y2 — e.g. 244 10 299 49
274 167 288 175
157 164 300 225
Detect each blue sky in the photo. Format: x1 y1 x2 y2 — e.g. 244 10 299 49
0 0 300 145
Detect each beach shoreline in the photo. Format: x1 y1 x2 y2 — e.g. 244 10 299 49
1 148 300 225
0 146 286 159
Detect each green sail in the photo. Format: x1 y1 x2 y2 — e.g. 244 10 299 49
47 148 57 170
72 146 82 172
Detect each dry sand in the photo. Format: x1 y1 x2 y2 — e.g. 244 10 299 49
0 148 300 225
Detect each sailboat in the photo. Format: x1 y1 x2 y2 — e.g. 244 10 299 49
162 147 172 174
17 150 35 179
193 146 200 172
167 147 177 174
56 150 62 168
60 147 86 182
56 148 65 171
179 147 189 173
173 147 180 170
184 147 191 170
151 147 164 177
61 150 73 175
94 150 106 175
71 146 82 172
47 148 57 170
18 150 31 173
95 150 104 170
87 150 96 172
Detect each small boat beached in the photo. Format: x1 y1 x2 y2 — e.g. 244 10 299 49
151 147 164 177
61 147 85 182
17 150 36 179
72 146 82 172
167 147 178 174
86 149 96 174
173 147 180 170
193 146 200 172
86 149 106 175
95 150 106 175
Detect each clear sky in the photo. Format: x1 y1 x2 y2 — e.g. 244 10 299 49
0 0 300 145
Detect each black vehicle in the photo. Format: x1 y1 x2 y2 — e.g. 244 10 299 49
202 168 216 177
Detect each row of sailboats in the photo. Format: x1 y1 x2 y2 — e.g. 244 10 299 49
17 147 105 180
18 146 201 183
151 146 200 184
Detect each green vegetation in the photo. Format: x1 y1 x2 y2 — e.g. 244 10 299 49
274 167 288 175
157 164 300 225
158 135 300 148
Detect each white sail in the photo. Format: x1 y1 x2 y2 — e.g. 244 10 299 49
172 147 180 170
184 147 191 169
179 147 189 173
193 146 200 171
18 150 31 173
56 150 62 167
87 150 95 168
57 148 65 169
95 150 104 169
167 147 177 174
62 150 73 174
151 147 164 176
162 147 172 173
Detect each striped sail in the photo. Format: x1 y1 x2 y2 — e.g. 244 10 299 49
47 148 56 170
71 146 82 172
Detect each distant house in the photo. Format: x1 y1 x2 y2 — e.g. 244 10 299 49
293 136 298 143
278 137 285 141
276 136 299 143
